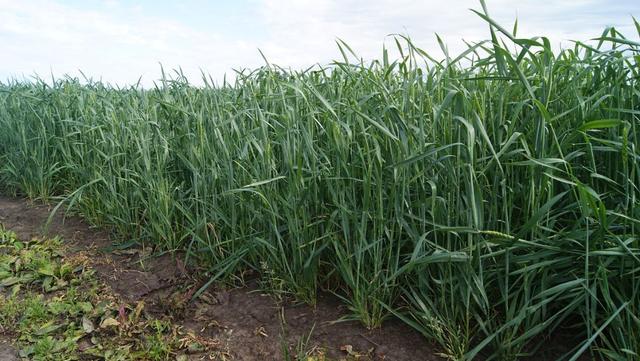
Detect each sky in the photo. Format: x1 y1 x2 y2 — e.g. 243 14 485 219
1 0 638 86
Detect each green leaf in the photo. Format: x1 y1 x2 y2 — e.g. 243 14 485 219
1 276 22 286
579 119 623 131
35 321 63 336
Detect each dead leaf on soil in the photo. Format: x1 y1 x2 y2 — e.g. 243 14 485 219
100 317 120 328
82 316 95 333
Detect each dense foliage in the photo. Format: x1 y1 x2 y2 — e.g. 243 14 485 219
1 8 639 360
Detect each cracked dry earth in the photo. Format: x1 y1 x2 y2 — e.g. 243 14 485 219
0 196 439 360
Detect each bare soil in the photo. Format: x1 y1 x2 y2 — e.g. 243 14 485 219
0 196 439 361
0 336 19 361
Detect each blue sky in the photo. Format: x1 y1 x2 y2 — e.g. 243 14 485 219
1 0 638 85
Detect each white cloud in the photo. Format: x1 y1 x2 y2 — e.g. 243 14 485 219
257 0 637 67
0 0 637 86
0 0 262 85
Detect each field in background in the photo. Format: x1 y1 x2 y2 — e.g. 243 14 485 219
1 5 639 360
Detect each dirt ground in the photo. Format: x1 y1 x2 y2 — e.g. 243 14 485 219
0 196 440 361
0 336 19 361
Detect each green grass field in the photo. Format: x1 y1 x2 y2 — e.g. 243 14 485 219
1 5 639 360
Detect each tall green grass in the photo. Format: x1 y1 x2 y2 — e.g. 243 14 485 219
1 5 639 360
